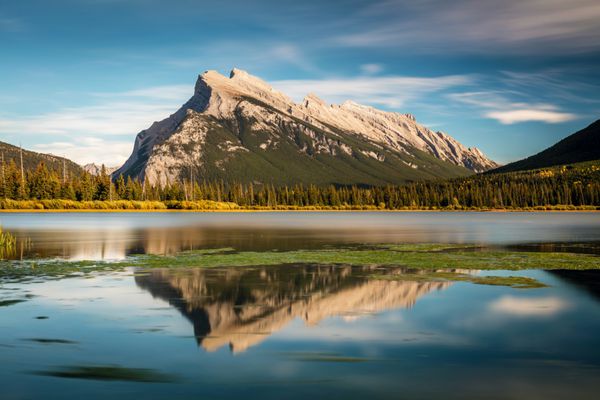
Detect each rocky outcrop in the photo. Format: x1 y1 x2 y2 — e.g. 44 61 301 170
115 68 497 186
82 163 118 176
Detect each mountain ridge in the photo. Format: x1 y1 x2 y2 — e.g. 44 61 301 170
0 140 83 176
492 119 600 173
83 163 119 176
115 68 498 186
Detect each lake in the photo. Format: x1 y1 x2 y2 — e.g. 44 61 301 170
1 212 600 399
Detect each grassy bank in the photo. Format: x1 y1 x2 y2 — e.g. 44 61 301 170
0 199 598 212
0 199 238 211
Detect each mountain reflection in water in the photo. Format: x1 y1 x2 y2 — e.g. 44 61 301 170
135 265 451 353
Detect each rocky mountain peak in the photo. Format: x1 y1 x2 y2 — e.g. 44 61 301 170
115 67 498 186
302 93 327 108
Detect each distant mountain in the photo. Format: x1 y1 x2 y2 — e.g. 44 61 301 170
0 140 82 176
115 68 497 186
493 120 600 173
83 163 119 176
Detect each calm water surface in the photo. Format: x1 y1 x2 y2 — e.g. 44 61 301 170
1 211 600 259
1 212 600 399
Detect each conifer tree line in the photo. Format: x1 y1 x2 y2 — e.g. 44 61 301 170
1 159 599 209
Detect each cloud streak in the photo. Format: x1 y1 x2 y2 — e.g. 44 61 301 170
0 84 191 137
0 84 193 165
272 74 472 108
449 91 578 124
485 109 576 125
31 137 133 166
333 0 600 54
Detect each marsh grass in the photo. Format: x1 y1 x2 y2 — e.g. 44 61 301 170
370 272 548 289
0 227 16 259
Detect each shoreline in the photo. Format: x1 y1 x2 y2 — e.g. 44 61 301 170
0 199 597 213
0 208 598 213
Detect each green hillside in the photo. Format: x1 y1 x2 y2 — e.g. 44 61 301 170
493 119 600 173
0 140 83 176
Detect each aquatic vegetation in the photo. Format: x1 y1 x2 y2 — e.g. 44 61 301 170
0 244 598 284
33 365 178 383
466 275 547 288
121 244 600 271
0 227 17 259
0 226 32 260
371 272 547 289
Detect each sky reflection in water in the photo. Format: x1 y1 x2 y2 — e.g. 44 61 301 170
1 212 600 399
1 265 600 399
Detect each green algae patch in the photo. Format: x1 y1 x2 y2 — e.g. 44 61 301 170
123 244 599 271
370 272 548 289
467 275 547 288
1 244 599 282
32 365 178 383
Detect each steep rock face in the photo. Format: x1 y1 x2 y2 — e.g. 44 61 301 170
82 163 118 176
115 68 497 186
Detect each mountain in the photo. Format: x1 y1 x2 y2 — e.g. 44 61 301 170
0 140 82 176
115 68 497 186
83 163 119 176
492 120 600 173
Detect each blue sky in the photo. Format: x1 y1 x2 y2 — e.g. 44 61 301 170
1 0 599 166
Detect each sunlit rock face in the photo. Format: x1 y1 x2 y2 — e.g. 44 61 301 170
135 265 451 353
115 68 497 187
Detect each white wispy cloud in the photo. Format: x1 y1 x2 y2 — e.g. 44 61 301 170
268 44 319 73
0 84 191 137
499 69 600 105
31 137 133 167
0 84 192 165
449 91 577 124
0 101 179 136
272 74 472 108
161 41 320 73
485 109 577 125
93 84 191 101
360 63 383 75
333 0 600 54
